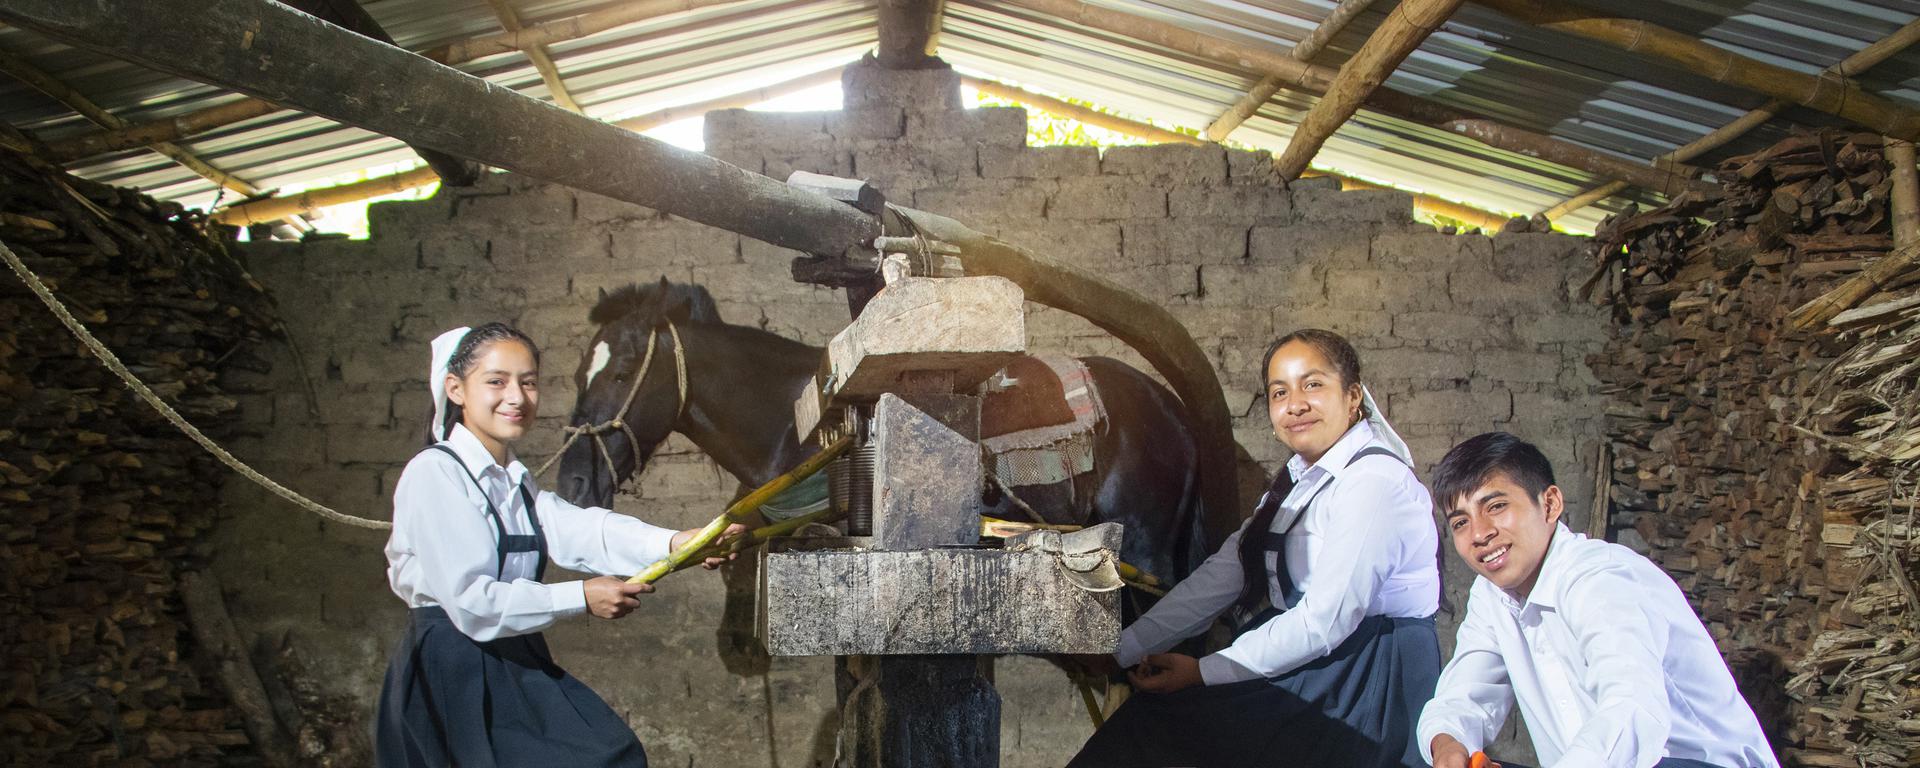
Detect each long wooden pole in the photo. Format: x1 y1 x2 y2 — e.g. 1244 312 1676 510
210 67 847 225
963 75 1515 230
1888 139 1919 250
1476 0 1920 140
1272 0 1465 180
47 0 748 164
1544 17 1920 221
1204 0 1377 142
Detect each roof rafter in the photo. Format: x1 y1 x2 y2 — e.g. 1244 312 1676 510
482 0 585 113
1204 0 1377 143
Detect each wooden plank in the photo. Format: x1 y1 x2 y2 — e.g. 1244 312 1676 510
1273 0 1466 180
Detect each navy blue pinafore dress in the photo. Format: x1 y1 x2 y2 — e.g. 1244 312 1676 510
375 445 648 768
1069 446 1442 768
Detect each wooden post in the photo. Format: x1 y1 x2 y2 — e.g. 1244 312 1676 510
1887 139 1918 249
1543 17 1920 221
1476 0 1920 140
179 571 299 768
1272 0 1465 180
876 0 946 69
1203 0 1377 143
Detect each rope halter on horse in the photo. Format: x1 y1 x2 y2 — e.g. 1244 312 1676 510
535 322 687 484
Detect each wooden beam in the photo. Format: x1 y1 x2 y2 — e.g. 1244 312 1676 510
1888 139 1918 250
48 0 746 164
997 0 1717 199
0 47 261 197
959 75 1513 230
877 0 946 69
211 67 849 224
1204 0 1378 142
280 0 482 186
1545 16 1920 221
1476 0 1920 140
1272 0 1464 180
1441 119 1708 197
482 0 585 113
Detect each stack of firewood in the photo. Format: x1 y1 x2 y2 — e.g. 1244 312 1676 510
1587 130 1917 766
0 132 281 764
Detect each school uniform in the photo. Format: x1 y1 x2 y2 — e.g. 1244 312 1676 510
1416 524 1779 768
1070 420 1443 768
376 423 678 768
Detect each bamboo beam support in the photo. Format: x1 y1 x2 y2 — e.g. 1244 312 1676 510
1204 0 1377 142
50 0 746 164
212 166 441 226
1273 0 1465 180
1544 17 1920 222
961 75 1512 229
0 48 261 197
1888 139 1918 250
1789 243 1920 330
1443 119 1711 196
210 67 847 224
1476 0 1920 139
483 0 584 113
46 99 278 161
998 0 1708 208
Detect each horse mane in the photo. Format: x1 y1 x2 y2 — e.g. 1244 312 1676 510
588 280 723 327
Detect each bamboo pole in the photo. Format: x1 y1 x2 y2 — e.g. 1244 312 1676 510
1888 139 1918 250
1204 0 1378 142
208 68 846 224
1442 119 1709 196
1273 0 1464 180
1475 0 1920 140
1788 243 1920 330
483 0 584 113
629 436 853 584
961 75 1513 230
50 0 748 164
1543 17 1920 222
0 48 261 197
46 99 278 161
212 166 441 226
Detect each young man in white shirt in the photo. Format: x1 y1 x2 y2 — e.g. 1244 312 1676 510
1417 432 1778 768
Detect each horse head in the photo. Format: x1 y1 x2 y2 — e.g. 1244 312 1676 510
557 277 720 507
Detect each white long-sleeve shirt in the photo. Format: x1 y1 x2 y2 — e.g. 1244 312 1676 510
385 423 680 641
1116 421 1441 685
1417 524 1779 768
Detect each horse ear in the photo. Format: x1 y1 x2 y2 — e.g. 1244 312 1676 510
597 286 608 302
657 275 671 289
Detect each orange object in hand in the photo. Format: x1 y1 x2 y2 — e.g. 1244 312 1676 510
1469 752 1491 768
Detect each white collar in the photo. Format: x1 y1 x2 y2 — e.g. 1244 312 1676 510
1286 420 1377 482
1497 522 1580 615
443 423 529 485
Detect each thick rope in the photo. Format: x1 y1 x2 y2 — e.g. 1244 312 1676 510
1 237 393 530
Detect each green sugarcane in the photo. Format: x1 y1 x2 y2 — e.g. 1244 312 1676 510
627 435 852 584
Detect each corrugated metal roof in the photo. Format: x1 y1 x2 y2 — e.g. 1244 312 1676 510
3 0 1919 234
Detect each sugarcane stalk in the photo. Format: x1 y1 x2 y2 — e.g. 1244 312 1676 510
669 504 850 574
628 435 852 584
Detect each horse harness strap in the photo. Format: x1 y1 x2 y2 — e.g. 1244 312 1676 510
428 445 549 581
533 322 688 481
1260 445 1406 604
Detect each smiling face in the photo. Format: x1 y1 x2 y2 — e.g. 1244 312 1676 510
1265 339 1364 465
446 339 540 465
1445 472 1564 598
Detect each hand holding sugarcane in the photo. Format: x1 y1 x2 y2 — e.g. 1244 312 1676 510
626 436 853 584
670 524 748 570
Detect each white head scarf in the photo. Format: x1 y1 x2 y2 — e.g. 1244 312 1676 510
1359 384 1414 466
428 326 471 443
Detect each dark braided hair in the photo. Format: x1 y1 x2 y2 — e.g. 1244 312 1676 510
429 322 540 446
1237 328 1368 611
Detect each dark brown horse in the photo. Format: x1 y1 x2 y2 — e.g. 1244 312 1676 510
554 279 1211 587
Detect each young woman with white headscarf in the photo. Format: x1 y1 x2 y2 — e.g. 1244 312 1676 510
1068 328 1444 768
376 323 740 767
